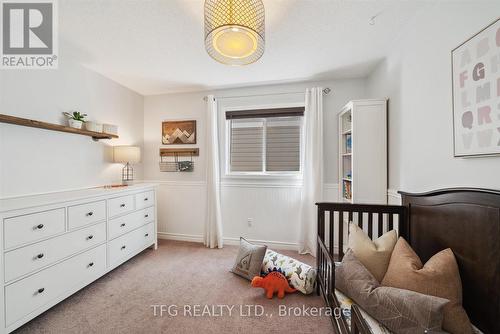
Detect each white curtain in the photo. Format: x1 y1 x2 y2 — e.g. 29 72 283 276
298 87 324 255
204 95 223 248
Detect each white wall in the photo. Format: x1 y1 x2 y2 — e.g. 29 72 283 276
0 51 144 198
366 1 500 193
143 79 366 248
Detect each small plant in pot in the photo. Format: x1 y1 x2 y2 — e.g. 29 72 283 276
63 111 87 129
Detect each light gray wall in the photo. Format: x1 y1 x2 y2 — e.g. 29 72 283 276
0 53 144 197
366 1 500 192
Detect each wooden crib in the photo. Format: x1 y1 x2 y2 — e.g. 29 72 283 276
316 188 500 334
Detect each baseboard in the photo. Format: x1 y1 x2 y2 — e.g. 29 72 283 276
157 233 299 251
157 232 204 243
387 189 402 205
223 237 298 251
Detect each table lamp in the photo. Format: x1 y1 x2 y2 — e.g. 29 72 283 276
113 146 141 184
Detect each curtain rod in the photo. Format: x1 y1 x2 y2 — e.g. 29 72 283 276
203 87 331 101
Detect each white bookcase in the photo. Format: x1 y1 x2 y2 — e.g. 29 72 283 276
338 99 387 204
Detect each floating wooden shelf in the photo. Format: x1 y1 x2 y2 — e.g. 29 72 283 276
0 114 118 140
160 148 199 156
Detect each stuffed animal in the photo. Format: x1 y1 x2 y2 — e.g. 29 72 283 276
251 271 297 299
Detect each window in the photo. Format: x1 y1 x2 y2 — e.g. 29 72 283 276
226 107 304 174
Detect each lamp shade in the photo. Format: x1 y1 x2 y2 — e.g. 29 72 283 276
204 0 265 65
113 146 141 164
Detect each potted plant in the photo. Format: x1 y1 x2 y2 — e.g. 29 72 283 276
63 111 87 129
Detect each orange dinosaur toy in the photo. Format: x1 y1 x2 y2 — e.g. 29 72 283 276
251 272 297 299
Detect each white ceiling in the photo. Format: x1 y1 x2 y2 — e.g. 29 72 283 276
60 0 434 95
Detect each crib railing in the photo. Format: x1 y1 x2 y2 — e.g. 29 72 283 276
315 202 407 334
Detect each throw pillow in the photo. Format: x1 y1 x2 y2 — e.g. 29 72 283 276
261 249 317 294
336 250 449 334
231 237 267 281
381 237 472 334
347 223 397 281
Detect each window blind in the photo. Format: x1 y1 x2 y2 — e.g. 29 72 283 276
266 118 301 172
230 120 264 172
229 116 302 173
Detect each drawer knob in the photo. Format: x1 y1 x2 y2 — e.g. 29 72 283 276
145 233 149 237
36 224 44 230
120 223 126 227
87 235 94 240
36 253 44 259
121 245 126 250
120 204 126 208
87 212 94 216
144 214 149 218
88 262 94 267
37 288 45 294
144 198 148 201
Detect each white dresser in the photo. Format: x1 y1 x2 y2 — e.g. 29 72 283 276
0 183 158 333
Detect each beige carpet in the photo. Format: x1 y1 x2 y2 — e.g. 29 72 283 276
14 240 333 334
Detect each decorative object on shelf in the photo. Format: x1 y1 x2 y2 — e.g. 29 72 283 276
0 114 118 140
103 123 118 135
204 0 265 65
452 18 500 157
102 184 128 189
63 111 87 129
85 121 103 133
343 180 352 200
159 148 198 172
113 146 141 184
162 120 196 145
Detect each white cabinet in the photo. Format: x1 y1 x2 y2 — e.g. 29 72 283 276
4 209 65 249
135 191 154 210
338 100 387 204
4 222 106 282
5 244 106 327
0 184 158 333
108 223 154 268
108 195 135 218
108 207 155 240
68 200 106 230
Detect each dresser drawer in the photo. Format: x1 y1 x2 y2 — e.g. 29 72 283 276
108 223 154 267
4 208 66 250
5 243 106 326
108 207 155 240
135 191 155 210
5 222 106 282
68 200 106 230
108 195 134 218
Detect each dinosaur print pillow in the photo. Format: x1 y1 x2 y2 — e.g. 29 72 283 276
261 249 317 294
231 238 268 281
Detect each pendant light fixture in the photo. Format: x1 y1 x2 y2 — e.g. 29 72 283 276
204 0 265 65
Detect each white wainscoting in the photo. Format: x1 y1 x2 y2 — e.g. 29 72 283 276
154 181 339 251
155 181 207 243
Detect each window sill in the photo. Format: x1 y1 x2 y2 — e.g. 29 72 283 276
221 173 303 188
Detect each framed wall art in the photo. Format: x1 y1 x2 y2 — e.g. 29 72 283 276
452 18 500 157
162 120 196 145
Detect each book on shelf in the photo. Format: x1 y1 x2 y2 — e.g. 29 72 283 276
343 180 352 200
345 134 352 153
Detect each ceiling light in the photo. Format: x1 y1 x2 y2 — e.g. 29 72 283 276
204 0 265 66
